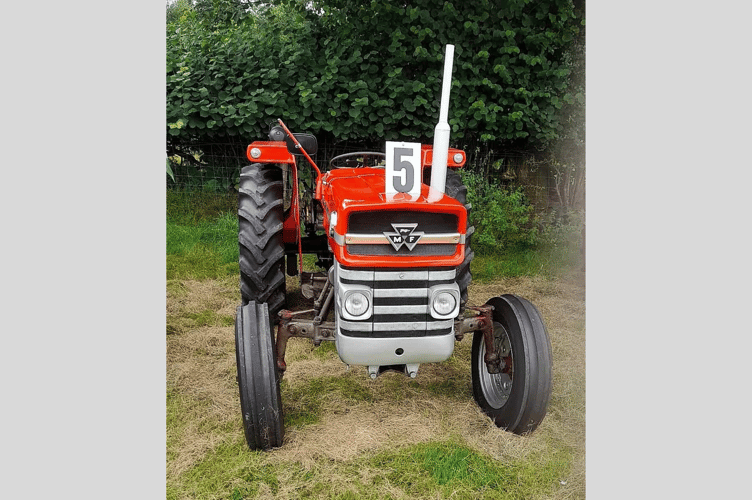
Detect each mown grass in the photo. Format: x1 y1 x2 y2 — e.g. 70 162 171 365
166 277 585 499
167 209 239 280
371 441 571 499
471 250 546 281
166 190 585 499
470 245 582 281
167 428 571 500
166 309 236 336
282 373 375 427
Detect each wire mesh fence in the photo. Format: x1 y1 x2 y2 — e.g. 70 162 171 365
168 137 582 208
166 135 585 261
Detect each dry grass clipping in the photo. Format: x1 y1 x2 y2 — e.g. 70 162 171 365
167 272 586 496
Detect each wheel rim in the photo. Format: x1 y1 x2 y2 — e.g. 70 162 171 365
477 321 514 409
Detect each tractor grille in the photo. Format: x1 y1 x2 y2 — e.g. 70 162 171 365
345 211 459 256
336 264 456 338
348 211 457 233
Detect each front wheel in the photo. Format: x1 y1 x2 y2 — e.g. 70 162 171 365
471 295 552 434
235 301 285 450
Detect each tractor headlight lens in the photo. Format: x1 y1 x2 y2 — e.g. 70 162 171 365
345 292 369 317
432 292 457 316
453 153 464 164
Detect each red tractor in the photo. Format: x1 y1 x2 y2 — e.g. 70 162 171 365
234 45 552 450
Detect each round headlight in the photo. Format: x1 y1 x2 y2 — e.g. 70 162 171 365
432 292 457 316
250 147 262 159
345 292 369 317
453 153 464 164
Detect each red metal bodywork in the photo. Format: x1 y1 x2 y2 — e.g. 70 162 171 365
420 144 466 169
245 142 466 176
319 168 467 268
245 140 468 269
246 142 297 165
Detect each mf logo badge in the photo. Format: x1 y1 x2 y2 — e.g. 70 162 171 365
384 223 424 251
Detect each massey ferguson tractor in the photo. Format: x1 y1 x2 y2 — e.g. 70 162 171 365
234 45 552 450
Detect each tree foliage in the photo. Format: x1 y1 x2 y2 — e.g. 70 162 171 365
167 0 583 150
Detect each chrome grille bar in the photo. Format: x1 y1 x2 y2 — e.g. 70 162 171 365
335 263 457 338
344 233 463 245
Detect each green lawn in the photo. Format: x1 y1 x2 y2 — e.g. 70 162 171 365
166 192 585 499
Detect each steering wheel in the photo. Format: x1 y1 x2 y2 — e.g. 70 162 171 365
329 152 386 169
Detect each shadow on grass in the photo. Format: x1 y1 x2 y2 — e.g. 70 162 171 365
282 374 376 428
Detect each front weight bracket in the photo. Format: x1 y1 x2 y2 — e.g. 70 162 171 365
455 304 501 374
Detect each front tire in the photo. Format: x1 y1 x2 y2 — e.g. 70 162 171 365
471 295 552 434
235 301 285 450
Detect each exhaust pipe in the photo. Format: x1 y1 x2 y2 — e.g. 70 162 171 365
429 44 455 201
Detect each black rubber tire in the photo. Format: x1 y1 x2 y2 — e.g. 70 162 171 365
444 170 474 312
471 294 553 434
235 301 285 450
238 163 286 319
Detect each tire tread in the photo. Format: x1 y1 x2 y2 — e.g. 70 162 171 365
235 301 284 450
238 164 286 318
471 294 552 435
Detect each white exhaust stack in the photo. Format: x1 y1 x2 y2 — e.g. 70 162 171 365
429 44 455 201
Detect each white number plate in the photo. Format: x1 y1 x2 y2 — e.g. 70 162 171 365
385 141 421 199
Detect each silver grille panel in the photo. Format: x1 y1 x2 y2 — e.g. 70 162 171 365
335 262 457 338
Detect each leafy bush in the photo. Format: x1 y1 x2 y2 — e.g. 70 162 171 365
166 0 583 147
461 170 538 254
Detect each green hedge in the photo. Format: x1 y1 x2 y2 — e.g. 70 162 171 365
167 0 583 148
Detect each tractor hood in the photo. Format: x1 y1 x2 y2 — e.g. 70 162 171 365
319 168 467 268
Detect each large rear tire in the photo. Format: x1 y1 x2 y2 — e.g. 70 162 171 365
238 163 286 319
444 170 474 311
471 294 552 434
235 301 285 450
